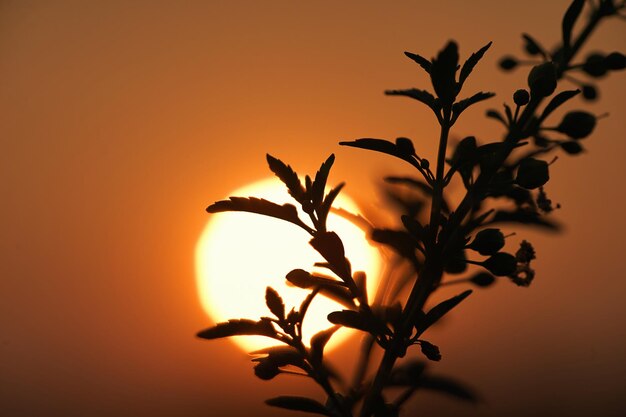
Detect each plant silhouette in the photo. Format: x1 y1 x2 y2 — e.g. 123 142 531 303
198 1 625 416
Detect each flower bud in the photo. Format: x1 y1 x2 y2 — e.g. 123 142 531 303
516 158 549 189
468 228 505 256
604 52 625 70
470 272 496 287
499 56 518 71
560 141 584 155
482 253 517 276
557 111 596 139
582 85 598 101
513 89 530 106
583 53 608 77
528 62 557 97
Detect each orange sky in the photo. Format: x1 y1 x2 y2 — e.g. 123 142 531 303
1 1 625 416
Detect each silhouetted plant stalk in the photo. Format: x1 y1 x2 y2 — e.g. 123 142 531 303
198 1 624 416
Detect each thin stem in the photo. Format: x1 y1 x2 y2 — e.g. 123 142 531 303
428 107 453 247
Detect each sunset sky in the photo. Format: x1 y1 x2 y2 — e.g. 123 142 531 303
1 1 625 416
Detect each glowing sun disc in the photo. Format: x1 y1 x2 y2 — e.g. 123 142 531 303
195 178 382 352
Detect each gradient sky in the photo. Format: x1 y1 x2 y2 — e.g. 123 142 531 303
1 1 625 416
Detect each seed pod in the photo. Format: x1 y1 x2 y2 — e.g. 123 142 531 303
396 137 415 156
582 85 598 101
604 52 625 70
421 159 430 170
557 111 596 139
528 62 557 97
482 253 517 276
470 272 496 287
253 360 280 380
582 53 608 77
499 56 518 71
516 158 549 189
468 228 505 256
513 89 530 106
560 141 584 155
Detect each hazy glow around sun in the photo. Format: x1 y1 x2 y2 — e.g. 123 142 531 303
195 178 382 352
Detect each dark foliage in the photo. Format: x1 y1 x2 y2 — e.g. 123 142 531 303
198 1 624 416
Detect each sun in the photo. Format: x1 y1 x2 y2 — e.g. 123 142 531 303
195 177 382 352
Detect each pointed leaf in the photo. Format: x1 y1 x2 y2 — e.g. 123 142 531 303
328 310 390 336
522 33 547 58
310 325 340 364
385 89 439 113
266 154 306 203
385 176 433 195
340 138 419 168
287 270 356 309
430 41 459 104
415 290 472 336
404 51 432 73
197 319 276 340
318 182 345 228
453 92 495 120
486 109 507 125
310 232 353 284
459 41 492 87
419 375 479 403
371 229 419 263
311 154 335 209
489 209 560 230
538 89 580 123
207 197 313 234
265 396 332 416
286 269 347 288
563 0 585 53
265 287 285 320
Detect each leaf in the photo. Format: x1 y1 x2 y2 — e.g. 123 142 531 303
311 154 335 209
318 182 345 229
327 310 391 337
266 154 306 203
385 89 439 113
286 269 347 288
310 326 340 364
251 346 304 367
310 232 353 284
251 346 306 380
419 375 479 403
404 51 432 73
385 176 433 195
265 396 332 416
522 33 546 58
538 89 581 123
197 319 276 340
371 229 419 264
287 269 355 309
401 215 428 242
265 287 285 320
430 41 459 104
486 109 507 125
489 209 560 230
419 340 442 361
340 138 419 168
453 92 495 119
207 197 312 233
459 41 492 87
415 290 472 336
562 0 585 53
